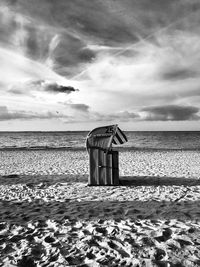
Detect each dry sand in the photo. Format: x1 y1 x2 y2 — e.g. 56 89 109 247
0 149 200 266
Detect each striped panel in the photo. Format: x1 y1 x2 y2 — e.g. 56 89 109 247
87 125 127 149
112 128 127 145
112 137 120 145
112 138 118 145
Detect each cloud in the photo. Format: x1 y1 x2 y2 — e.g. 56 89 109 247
141 105 200 121
42 81 79 94
71 29 200 115
49 33 96 77
68 103 90 112
8 88 28 95
0 105 63 121
161 67 197 81
8 80 79 95
59 106 139 124
0 45 71 86
0 3 97 78
11 0 200 48
98 111 139 122
14 0 140 45
78 110 138 122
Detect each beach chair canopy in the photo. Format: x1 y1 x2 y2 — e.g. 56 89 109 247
86 124 128 151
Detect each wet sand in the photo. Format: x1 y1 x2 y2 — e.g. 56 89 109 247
0 149 200 266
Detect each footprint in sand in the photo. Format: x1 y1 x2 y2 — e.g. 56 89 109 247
94 226 107 235
9 234 22 243
154 248 166 261
17 256 36 267
44 235 56 243
0 222 7 231
31 244 45 260
155 228 172 242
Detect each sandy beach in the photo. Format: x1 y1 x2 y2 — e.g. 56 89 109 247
0 149 200 266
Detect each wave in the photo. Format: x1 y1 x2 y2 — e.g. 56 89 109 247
0 131 200 151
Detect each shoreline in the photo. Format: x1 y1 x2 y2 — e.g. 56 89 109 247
0 146 200 152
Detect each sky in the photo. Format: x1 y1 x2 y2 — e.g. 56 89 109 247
0 0 200 131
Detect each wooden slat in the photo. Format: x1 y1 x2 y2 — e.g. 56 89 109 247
104 151 108 185
99 150 104 185
109 153 113 185
88 149 92 185
88 148 119 186
112 151 119 185
96 149 100 185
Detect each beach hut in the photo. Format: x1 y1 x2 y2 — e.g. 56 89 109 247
86 124 128 185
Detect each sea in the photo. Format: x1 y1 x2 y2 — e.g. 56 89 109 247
0 131 200 151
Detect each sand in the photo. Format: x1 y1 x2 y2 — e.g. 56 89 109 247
0 149 200 266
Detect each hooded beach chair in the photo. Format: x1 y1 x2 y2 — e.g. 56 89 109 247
86 124 128 185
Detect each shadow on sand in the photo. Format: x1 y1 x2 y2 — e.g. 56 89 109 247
0 175 200 222
0 198 200 224
0 174 200 187
0 174 200 224
119 176 200 186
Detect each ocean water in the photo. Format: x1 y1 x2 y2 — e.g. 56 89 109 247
0 131 200 151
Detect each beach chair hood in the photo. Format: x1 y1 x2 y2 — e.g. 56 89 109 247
86 124 127 152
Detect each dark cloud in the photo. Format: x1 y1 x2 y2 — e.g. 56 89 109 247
161 67 197 81
0 6 18 45
26 80 79 94
14 0 200 46
7 80 79 96
2 0 200 79
51 33 96 77
3 0 200 50
0 3 96 78
142 105 200 121
78 48 95 63
44 83 79 94
0 106 62 121
0 4 52 60
2 0 18 5
24 25 50 61
27 0 139 45
69 104 90 112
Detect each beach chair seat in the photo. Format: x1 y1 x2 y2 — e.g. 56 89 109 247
86 125 127 186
